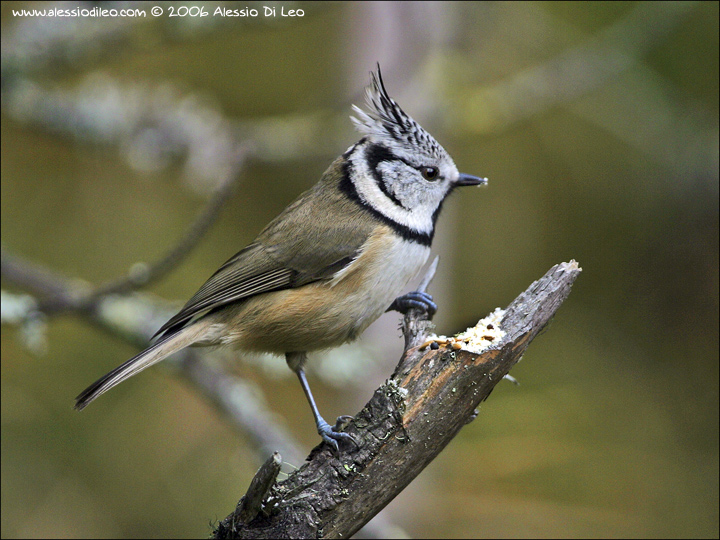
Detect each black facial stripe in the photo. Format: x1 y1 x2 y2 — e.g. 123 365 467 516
364 143 409 209
369 143 420 170
367 142 444 181
339 159 433 247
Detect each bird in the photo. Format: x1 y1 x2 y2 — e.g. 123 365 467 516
74 66 487 452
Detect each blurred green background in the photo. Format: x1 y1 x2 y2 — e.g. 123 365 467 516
1 1 717 538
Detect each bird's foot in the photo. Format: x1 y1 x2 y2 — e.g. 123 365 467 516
317 415 357 455
387 291 437 318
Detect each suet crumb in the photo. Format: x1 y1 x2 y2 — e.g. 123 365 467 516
421 308 506 354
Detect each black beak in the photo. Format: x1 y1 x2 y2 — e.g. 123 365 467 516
456 173 488 187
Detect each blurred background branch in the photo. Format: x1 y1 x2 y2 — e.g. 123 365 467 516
1 238 306 459
447 1 716 181
2 230 401 538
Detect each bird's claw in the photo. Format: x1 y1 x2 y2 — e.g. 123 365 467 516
317 416 358 455
388 291 437 318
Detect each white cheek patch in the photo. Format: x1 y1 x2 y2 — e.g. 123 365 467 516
348 148 444 236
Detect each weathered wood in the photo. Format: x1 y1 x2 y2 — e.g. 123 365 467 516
215 261 582 539
234 453 283 526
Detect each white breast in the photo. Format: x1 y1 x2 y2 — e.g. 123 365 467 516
330 227 431 329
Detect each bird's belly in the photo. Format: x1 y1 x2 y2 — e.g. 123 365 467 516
204 231 430 354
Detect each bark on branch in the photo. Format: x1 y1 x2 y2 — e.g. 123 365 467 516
215 260 582 539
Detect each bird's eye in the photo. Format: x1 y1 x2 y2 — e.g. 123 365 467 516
420 166 439 181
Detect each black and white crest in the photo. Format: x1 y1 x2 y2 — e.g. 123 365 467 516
351 66 447 163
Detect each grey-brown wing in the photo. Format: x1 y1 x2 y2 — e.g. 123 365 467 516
155 159 378 338
153 243 289 337
154 241 352 338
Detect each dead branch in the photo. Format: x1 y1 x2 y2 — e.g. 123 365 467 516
215 261 582 539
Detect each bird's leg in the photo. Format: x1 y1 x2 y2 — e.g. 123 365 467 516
286 352 356 454
387 291 437 318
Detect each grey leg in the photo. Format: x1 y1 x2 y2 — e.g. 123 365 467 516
287 352 355 453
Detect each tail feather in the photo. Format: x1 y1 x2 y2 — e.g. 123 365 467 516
74 322 208 410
